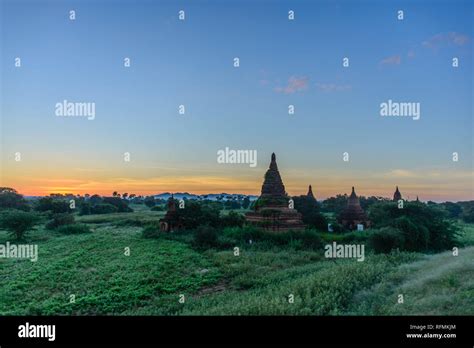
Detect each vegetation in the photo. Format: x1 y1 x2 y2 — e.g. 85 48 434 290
368 202 459 252
293 195 327 230
0 188 472 315
0 187 30 211
45 213 75 230
0 209 39 240
55 224 91 235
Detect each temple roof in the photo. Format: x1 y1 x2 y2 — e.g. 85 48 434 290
307 185 315 199
339 186 368 221
393 186 402 201
349 186 357 200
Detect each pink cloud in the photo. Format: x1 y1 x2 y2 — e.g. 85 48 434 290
422 32 470 49
275 76 309 94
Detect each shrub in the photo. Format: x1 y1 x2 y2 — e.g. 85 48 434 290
102 197 133 213
144 196 156 208
460 202 474 223
291 229 323 249
35 197 71 214
369 201 459 252
221 226 322 250
441 202 463 219
193 225 218 249
45 213 75 230
79 202 91 215
90 203 118 214
142 223 161 238
176 202 220 229
222 225 263 243
150 205 164 211
293 195 327 230
0 210 39 240
56 224 91 234
368 227 405 253
329 221 344 233
393 216 429 251
220 211 245 228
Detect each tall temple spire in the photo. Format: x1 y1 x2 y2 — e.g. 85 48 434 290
350 186 356 198
307 185 315 200
269 152 278 170
393 186 402 201
261 153 286 198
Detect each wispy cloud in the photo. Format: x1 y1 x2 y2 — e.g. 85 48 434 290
422 32 470 49
315 82 352 92
380 55 401 66
407 50 416 59
384 169 419 178
275 76 309 94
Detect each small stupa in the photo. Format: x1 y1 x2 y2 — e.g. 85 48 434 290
245 153 305 232
159 194 183 232
338 187 370 230
393 186 402 201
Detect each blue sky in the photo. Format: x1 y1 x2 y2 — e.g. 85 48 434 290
1 0 473 201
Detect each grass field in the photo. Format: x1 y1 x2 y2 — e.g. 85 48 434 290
0 209 473 315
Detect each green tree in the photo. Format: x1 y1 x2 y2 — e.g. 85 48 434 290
293 195 327 230
220 211 245 228
0 210 39 240
144 196 156 208
242 196 251 209
176 201 220 228
368 201 459 252
35 197 71 214
0 187 30 211
102 197 133 212
321 194 348 214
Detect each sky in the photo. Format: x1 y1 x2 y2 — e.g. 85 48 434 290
0 0 473 201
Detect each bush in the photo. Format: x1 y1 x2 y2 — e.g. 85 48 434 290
45 213 75 230
222 225 263 243
90 203 118 214
176 202 220 229
56 224 91 234
150 205 164 211
221 226 322 250
102 197 133 213
193 225 218 249
393 216 429 251
441 202 463 219
460 202 474 223
142 223 161 238
293 195 327 230
0 210 39 240
35 197 71 214
329 221 344 233
220 211 245 228
369 201 459 252
79 202 91 215
0 187 30 211
368 227 405 253
144 196 156 208
261 229 322 250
